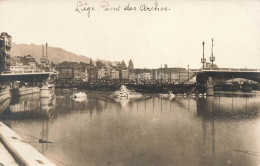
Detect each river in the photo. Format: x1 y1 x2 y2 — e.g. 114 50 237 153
1 90 260 166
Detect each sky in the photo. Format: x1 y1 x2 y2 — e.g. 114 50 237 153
0 0 259 69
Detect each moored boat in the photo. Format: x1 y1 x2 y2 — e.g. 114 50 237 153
159 91 175 99
70 92 87 99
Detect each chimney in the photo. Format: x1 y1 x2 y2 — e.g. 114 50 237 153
46 42 48 59
42 44 44 58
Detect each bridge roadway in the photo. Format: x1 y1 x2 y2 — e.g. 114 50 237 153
0 71 57 83
192 68 260 85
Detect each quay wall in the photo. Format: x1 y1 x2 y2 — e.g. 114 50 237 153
0 88 11 103
10 87 40 97
0 89 11 113
1 87 41 113
0 122 56 166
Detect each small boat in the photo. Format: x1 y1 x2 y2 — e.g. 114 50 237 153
70 92 87 99
159 91 175 99
168 91 175 99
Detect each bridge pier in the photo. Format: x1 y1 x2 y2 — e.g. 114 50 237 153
206 84 214 96
206 77 214 96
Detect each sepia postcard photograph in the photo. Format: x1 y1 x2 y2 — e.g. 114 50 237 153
0 0 260 166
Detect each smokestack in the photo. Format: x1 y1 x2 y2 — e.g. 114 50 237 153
46 42 48 59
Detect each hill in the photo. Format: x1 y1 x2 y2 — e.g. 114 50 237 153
10 43 92 64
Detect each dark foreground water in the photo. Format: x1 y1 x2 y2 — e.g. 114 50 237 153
1 90 260 166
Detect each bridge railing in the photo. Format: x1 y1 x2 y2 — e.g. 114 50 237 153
1 70 58 75
201 68 260 72
190 69 202 72
3 71 45 74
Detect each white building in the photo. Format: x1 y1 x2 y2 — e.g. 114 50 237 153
10 65 35 73
98 68 106 79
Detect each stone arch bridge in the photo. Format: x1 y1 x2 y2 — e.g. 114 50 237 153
194 68 260 86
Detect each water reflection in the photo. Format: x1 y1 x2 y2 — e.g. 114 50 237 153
0 91 260 166
0 92 55 120
197 95 260 119
40 121 49 154
114 98 130 108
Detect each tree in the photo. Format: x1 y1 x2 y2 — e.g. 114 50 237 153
128 59 134 70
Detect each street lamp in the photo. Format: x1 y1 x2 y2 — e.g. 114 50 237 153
201 41 206 69
210 38 215 70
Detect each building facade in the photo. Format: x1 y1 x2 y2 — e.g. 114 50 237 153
56 68 74 80
121 70 129 80
111 69 119 79
10 65 36 73
0 32 12 73
10 55 38 73
98 68 106 79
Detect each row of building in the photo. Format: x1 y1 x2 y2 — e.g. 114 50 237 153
0 32 196 84
56 66 196 84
